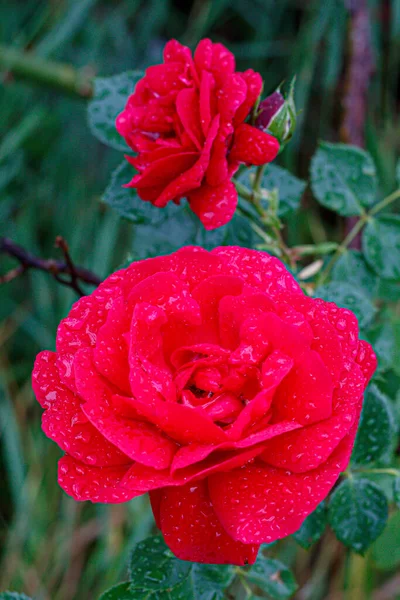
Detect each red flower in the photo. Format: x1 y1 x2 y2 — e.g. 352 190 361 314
116 39 279 230
32 247 376 565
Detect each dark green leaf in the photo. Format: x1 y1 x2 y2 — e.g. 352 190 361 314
310 142 377 215
394 476 400 508
371 511 400 570
328 478 388 553
88 71 142 151
293 502 327 549
331 250 379 299
362 215 400 280
315 282 376 329
352 386 395 465
0 152 23 191
366 320 396 374
246 556 298 599
129 536 191 592
103 161 168 225
98 582 141 599
132 208 197 258
190 564 235 600
223 213 260 247
0 594 32 600
239 164 306 218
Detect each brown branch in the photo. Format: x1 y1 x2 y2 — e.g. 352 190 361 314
341 0 375 247
0 237 102 296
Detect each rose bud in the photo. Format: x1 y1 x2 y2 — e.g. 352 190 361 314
255 78 297 148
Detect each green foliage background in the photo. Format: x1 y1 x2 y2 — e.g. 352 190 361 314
1 1 400 599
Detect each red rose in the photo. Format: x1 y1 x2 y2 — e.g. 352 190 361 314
115 39 279 230
32 246 376 565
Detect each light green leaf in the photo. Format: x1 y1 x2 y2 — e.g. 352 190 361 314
310 142 377 215
352 386 395 465
328 479 388 553
88 71 142 151
98 582 141 599
315 282 376 329
366 320 396 374
293 502 327 549
371 511 400 570
0 594 32 600
394 476 400 508
245 556 298 599
362 215 400 280
331 250 378 299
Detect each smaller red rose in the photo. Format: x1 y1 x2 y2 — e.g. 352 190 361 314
116 39 279 230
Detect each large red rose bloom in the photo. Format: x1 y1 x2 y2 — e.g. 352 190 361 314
32 247 376 565
115 39 279 230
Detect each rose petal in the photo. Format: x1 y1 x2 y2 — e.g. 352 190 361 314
188 180 238 230
58 455 138 503
230 123 279 165
157 480 258 565
208 436 354 544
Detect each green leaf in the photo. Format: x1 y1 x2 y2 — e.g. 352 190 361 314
328 478 388 553
310 142 377 216
239 164 306 218
103 161 169 225
98 582 139 599
371 511 400 570
0 594 32 600
245 556 298 599
366 320 396 374
331 250 379 299
129 536 191 592
190 564 235 600
315 282 376 329
293 502 327 549
394 476 400 508
223 213 260 247
362 215 400 280
88 71 142 151
352 386 395 465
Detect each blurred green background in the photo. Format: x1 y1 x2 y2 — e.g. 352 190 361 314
1 0 400 598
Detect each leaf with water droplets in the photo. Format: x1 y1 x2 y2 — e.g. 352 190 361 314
98 582 141 599
352 386 395 465
315 282 376 329
190 564 235 600
103 161 172 225
292 502 327 549
88 71 142 151
331 250 379 299
129 536 191 592
328 478 388 553
245 556 298 599
310 142 377 216
362 215 400 281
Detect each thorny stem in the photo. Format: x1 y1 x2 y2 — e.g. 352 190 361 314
317 187 400 285
0 236 102 296
0 44 94 98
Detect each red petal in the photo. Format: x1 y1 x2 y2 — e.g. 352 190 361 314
176 87 204 150
212 247 301 299
188 180 238 230
163 39 192 64
145 63 187 95
273 350 333 425
33 351 128 466
194 38 214 72
191 274 244 343
234 69 263 125
208 436 354 544
218 73 247 122
157 480 258 565
199 71 216 136
74 348 177 469
355 340 377 386
132 152 198 190
230 124 279 165
58 455 138 503
260 363 365 472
